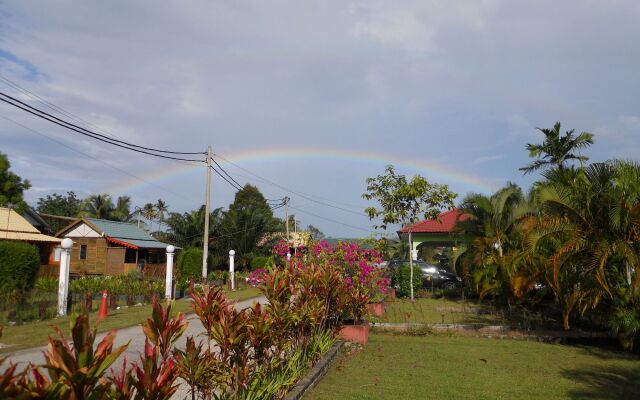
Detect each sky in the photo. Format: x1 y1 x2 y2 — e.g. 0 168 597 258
1 1 639 237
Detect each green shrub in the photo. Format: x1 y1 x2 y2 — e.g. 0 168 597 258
177 247 211 281
251 256 272 270
0 241 40 292
396 264 423 298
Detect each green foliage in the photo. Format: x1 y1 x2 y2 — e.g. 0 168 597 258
81 193 133 222
218 184 282 269
251 255 272 270
363 164 457 300
0 152 30 209
177 247 209 280
520 121 594 174
396 264 423 298
307 224 325 240
363 164 457 230
0 240 40 292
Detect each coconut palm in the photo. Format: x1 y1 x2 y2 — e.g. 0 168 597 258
142 202 157 231
112 196 132 222
155 199 168 227
520 122 594 175
82 194 115 220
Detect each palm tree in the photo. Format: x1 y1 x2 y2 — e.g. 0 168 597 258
520 122 594 175
527 161 640 334
112 196 132 222
142 202 157 231
155 199 168 228
82 194 115 219
455 184 532 300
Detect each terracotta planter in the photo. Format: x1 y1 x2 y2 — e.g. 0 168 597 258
386 288 396 300
339 321 370 345
366 302 384 317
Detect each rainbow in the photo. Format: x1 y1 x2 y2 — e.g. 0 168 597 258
108 146 496 195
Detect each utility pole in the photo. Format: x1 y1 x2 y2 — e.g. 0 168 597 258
294 215 299 256
202 145 212 279
284 196 290 242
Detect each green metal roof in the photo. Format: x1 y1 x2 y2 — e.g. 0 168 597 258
86 218 170 249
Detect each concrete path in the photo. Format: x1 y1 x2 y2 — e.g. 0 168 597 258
1 296 267 373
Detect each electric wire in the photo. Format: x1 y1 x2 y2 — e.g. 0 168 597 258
0 114 197 203
288 205 376 234
213 153 368 217
0 78 206 156
0 92 206 161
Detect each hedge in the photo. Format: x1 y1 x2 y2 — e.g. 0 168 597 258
177 247 211 280
396 263 423 298
0 240 40 292
251 256 273 270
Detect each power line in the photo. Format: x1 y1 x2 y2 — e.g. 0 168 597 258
0 74 135 147
209 165 243 191
210 157 244 189
213 153 369 217
1 114 197 203
289 205 376 234
0 76 207 156
0 91 206 162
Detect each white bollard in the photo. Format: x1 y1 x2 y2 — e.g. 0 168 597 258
165 245 175 300
229 250 235 291
57 238 73 316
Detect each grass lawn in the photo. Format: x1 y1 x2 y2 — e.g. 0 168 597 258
0 286 262 353
376 298 503 325
305 333 640 400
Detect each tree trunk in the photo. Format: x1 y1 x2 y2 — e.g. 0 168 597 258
562 309 571 331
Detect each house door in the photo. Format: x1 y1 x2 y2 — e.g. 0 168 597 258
106 247 126 275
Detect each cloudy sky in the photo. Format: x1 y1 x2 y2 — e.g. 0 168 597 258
1 1 639 237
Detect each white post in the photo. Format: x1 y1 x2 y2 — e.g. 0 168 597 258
286 252 291 262
57 238 73 317
229 250 235 291
411 249 418 261
165 245 175 300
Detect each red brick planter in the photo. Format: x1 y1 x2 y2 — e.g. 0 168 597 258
339 321 370 345
366 302 384 317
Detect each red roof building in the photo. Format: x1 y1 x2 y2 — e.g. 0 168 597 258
398 208 469 234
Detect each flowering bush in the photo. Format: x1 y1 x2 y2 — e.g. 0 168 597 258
273 239 391 319
247 268 267 286
304 240 389 303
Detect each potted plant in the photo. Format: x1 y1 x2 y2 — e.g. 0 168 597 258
339 286 370 344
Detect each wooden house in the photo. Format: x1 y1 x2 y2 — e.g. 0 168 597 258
56 217 174 277
0 207 61 269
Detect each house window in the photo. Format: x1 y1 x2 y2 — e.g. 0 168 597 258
80 244 87 260
54 247 61 262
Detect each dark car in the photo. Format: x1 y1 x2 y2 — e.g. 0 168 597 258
388 259 462 290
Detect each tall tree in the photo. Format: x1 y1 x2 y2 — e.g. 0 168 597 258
520 122 594 175
0 152 30 210
455 184 532 300
219 185 280 268
155 199 168 227
307 224 325 240
112 196 132 222
36 191 83 232
36 191 82 217
363 165 457 300
82 194 115 220
142 202 157 231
